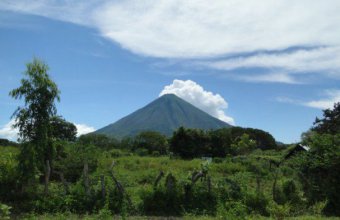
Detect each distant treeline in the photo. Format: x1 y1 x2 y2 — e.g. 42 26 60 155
0 138 18 147
78 126 278 159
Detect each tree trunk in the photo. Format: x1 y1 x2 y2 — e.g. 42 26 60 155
256 175 261 194
44 160 51 195
192 171 204 184
110 171 124 194
101 175 106 199
83 162 90 196
272 170 279 202
207 176 211 194
110 171 134 211
154 171 164 188
54 170 69 195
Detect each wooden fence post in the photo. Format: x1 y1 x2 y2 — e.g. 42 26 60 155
44 160 51 195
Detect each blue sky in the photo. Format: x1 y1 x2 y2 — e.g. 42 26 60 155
0 1 339 143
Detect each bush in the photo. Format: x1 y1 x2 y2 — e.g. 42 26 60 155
310 200 327 216
217 201 247 220
212 157 224 163
0 146 20 200
299 134 340 215
244 191 269 216
152 151 160 157
141 186 182 216
135 148 149 156
267 202 291 220
109 149 124 157
0 203 11 220
282 179 300 204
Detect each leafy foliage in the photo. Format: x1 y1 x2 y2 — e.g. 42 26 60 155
299 134 340 215
170 127 276 158
312 102 340 135
132 131 168 155
0 138 19 147
230 133 256 155
9 58 60 185
78 133 119 150
50 116 77 142
0 203 11 220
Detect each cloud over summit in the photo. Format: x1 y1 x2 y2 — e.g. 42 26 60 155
160 79 234 125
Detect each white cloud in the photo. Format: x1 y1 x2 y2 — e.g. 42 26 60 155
0 0 98 25
236 72 299 84
0 119 18 141
159 79 234 125
75 123 95 136
303 90 340 109
276 97 296 104
277 89 340 109
1 0 339 59
88 0 340 58
202 47 340 82
0 119 95 140
1 1 340 83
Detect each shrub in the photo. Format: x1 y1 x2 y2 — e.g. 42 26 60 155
216 201 247 220
299 134 340 215
0 203 11 220
310 200 327 216
212 157 223 163
140 186 182 216
135 148 149 156
267 202 291 220
282 180 300 204
244 191 269 216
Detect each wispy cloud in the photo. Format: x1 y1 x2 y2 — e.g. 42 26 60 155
200 47 340 83
277 89 340 109
236 72 299 84
303 90 340 109
160 79 235 125
1 0 340 83
1 0 339 58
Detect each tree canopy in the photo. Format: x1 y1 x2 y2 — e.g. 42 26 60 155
299 102 340 215
50 116 77 142
133 131 168 155
9 58 60 186
312 102 340 135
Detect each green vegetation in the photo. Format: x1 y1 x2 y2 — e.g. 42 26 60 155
170 126 276 158
0 59 339 219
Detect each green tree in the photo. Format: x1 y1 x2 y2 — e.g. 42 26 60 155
229 127 277 150
170 127 210 158
209 128 232 157
299 134 340 215
9 58 60 189
230 133 256 155
50 116 77 142
78 133 119 150
312 102 340 135
133 131 168 155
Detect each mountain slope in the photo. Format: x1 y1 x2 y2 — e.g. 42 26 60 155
95 94 231 138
